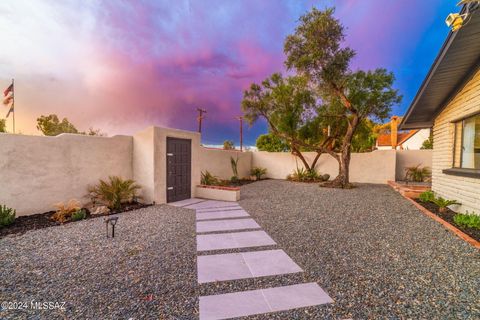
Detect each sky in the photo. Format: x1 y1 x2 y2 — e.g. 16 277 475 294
0 0 459 146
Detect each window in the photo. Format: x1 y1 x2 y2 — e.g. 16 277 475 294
453 114 480 169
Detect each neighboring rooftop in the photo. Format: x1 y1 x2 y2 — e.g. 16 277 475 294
401 4 480 130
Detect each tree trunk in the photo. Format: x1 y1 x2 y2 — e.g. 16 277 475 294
291 146 311 171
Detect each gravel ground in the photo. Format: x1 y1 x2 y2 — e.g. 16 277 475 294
234 180 480 319
1 181 479 320
0 205 198 320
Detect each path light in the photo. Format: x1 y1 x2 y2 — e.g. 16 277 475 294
104 215 119 238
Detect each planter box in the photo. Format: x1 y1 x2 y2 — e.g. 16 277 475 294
196 185 240 202
387 180 431 199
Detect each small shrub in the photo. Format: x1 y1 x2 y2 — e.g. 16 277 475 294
201 171 219 186
418 190 435 203
88 176 141 210
71 209 87 222
0 204 16 228
453 212 480 230
52 199 81 223
404 165 431 182
431 196 461 213
250 167 267 180
288 168 320 182
230 176 239 184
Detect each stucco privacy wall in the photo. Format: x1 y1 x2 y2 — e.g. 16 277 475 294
0 133 133 216
252 150 396 184
199 147 252 180
432 68 480 214
395 150 432 180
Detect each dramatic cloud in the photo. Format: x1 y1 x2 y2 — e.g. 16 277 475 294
0 0 457 144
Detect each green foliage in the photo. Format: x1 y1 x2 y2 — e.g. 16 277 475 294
0 119 6 133
404 165 431 182
421 135 433 150
223 140 235 150
71 209 87 222
250 167 267 180
0 204 15 228
351 118 377 152
418 190 435 203
37 114 79 136
431 197 461 212
256 133 289 152
287 168 322 182
453 212 480 230
88 176 141 210
201 171 219 186
230 156 239 179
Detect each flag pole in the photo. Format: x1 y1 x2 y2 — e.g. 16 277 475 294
12 79 15 134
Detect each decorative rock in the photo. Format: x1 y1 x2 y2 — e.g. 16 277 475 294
91 205 110 215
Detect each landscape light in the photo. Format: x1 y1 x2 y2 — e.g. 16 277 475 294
104 216 119 238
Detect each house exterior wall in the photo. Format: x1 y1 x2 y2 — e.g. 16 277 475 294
432 68 480 214
0 133 133 216
401 129 431 150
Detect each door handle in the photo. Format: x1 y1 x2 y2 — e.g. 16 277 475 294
167 187 173 190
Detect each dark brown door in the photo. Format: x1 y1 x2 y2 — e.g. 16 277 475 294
166 137 191 202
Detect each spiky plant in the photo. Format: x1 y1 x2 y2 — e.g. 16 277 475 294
52 199 81 223
0 204 16 228
404 165 431 182
201 171 219 186
88 176 141 210
230 156 239 181
431 197 461 213
250 167 267 180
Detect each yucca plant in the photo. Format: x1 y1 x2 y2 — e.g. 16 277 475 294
88 176 141 210
230 156 239 182
201 171 219 186
52 199 81 223
250 167 267 180
431 196 461 213
404 164 431 182
0 204 16 228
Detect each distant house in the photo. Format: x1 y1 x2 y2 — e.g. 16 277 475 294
376 116 431 150
401 3 480 213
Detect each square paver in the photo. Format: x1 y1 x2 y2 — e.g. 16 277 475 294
199 283 333 320
196 209 249 221
197 249 301 283
169 198 205 207
197 231 276 251
185 200 237 210
196 218 260 233
262 282 333 312
196 205 243 213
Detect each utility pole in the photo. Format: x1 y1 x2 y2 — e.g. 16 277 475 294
197 108 207 133
235 115 243 151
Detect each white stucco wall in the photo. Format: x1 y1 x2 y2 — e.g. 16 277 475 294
402 129 431 150
252 150 397 184
395 150 433 180
199 148 252 180
0 133 133 216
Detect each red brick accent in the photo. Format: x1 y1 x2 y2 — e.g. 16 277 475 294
197 185 240 191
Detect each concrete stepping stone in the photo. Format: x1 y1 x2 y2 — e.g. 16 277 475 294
169 198 205 207
196 218 260 233
196 206 243 213
197 249 302 283
199 282 333 320
187 200 238 210
197 230 276 251
196 209 249 221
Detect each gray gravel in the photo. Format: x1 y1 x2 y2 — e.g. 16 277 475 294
234 180 480 319
0 205 198 320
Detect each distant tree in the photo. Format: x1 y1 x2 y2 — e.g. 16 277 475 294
0 119 6 133
37 114 79 136
421 134 433 149
256 133 290 152
223 140 235 150
36 114 105 136
351 119 377 153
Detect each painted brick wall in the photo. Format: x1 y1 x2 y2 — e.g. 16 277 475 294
432 68 480 214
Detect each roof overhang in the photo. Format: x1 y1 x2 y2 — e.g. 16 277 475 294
400 4 480 130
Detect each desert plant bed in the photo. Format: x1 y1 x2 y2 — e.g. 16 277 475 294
413 199 480 242
0 202 149 238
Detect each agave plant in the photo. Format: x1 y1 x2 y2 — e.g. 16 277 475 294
88 176 141 210
404 164 431 183
431 196 461 213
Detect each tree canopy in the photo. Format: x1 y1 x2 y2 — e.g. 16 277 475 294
36 114 105 136
223 140 235 150
256 133 289 152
